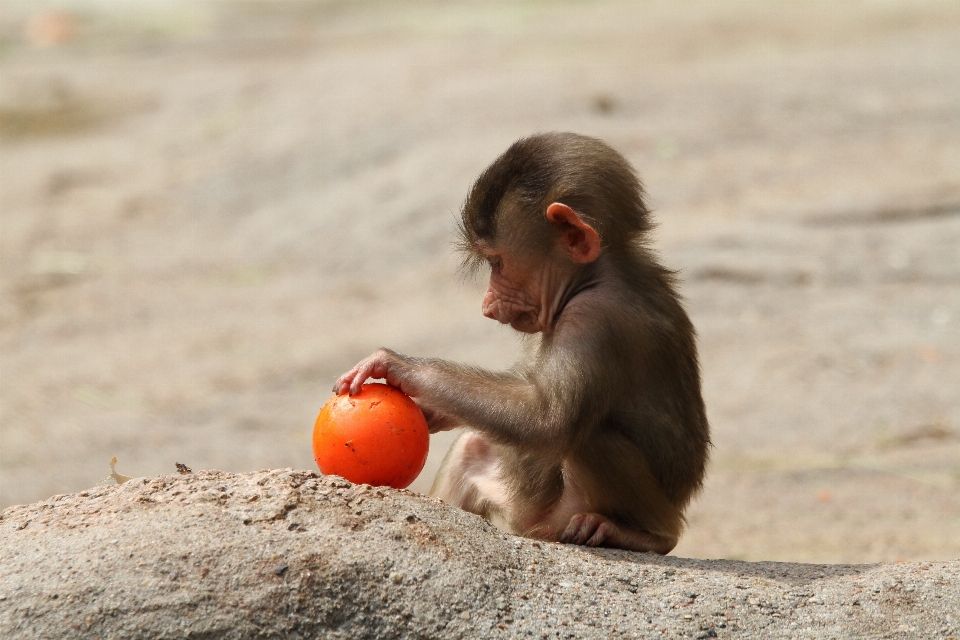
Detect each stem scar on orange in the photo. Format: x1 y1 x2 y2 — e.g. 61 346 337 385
312 383 429 489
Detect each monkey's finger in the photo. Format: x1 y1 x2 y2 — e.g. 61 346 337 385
584 521 610 547
333 368 360 394
559 514 586 544
573 523 595 545
350 354 399 395
366 359 390 381
349 364 374 395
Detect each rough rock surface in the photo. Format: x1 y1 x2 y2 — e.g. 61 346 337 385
2 470 957 639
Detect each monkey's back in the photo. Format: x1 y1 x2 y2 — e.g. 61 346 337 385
569 257 710 536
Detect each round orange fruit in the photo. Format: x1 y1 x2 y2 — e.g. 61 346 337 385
312 383 429 489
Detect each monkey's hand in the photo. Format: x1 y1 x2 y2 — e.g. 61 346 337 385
333 348 417 397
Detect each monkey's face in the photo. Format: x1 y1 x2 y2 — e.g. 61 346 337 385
472 202 599 334
478 245 570 334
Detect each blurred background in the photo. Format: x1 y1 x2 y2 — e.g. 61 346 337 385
1 0 958 563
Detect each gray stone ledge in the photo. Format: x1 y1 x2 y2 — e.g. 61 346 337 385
2 469 957 639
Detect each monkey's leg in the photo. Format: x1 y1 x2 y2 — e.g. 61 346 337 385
429 430 512 532
560 513 676 554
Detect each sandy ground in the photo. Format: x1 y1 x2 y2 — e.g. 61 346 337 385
1 0 958 564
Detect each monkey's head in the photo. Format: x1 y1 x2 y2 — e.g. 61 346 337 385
458 132 652 334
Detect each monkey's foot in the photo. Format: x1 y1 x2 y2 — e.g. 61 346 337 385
559 513 675 554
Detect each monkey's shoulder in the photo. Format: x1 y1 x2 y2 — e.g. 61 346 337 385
559 281 674 336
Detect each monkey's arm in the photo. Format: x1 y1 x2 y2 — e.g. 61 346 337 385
334 348 575 446
333 333 605 448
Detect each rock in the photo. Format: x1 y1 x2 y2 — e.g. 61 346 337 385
1 469 957 639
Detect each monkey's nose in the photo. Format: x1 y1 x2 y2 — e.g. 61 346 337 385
481 289 504 322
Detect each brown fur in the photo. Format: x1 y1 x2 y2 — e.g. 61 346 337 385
445 133 708 546
337 132 710 552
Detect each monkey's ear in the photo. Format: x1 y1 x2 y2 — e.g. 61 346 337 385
545 203 601 264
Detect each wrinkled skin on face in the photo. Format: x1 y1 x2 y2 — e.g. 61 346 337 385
478 243 575 335
478 202 601 335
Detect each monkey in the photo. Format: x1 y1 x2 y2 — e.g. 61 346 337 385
333 132 710 554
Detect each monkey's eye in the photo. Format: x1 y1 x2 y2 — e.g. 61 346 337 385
486 257 502 272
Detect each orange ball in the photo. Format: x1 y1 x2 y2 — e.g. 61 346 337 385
312 383 429 489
